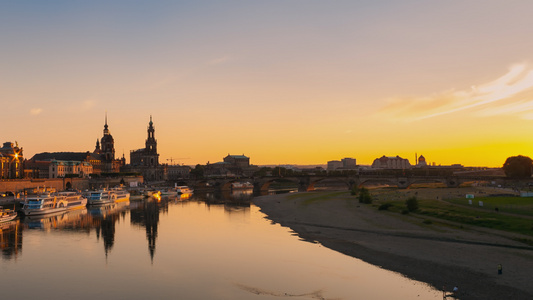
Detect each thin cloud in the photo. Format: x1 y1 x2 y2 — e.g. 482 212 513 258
30 108 42 115
378 63 533 121
207 56 231 66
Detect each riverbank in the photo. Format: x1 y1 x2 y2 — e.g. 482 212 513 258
253 190 533 300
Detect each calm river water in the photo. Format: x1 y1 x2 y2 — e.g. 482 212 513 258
1 191 443 299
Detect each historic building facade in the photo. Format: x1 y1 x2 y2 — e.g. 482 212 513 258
205 154 255 177
95 115 124 173
371 155 412 169
0 142 23 179
49 160 93 178
26 115 125 178
125 116 166 181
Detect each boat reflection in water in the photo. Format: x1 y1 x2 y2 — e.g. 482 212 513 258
0 220 22 260
23 208 89 230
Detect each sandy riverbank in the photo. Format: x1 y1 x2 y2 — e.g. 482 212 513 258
253 189 533 300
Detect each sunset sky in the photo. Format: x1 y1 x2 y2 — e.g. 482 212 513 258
2 1 533 167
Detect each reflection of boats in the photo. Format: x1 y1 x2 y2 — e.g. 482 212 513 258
176 193 192 200
87 188 130 205
24 208 88 230
22 191 87 216
0 207 17 223
88 201 130 218
176 186 193 194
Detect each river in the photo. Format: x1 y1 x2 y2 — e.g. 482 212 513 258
0 191 443 299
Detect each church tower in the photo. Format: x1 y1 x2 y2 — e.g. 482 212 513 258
100 113 115 163
145 115 159 166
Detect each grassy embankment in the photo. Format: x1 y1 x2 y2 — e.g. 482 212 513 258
285 189 533 242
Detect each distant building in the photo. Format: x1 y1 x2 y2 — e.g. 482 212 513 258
342 158 356 169
167 165 191 180
417 155 427 167
27 152 100 179
49 160 93 178
327 160 343 171
327 157 356 171
205 154 255 177
26 115 125 178
0 142 23 179
124 116 167 181
223 154 250 169
371 155 411 169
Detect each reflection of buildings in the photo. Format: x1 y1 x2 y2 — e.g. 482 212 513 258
88 202 130 257
0 221 23 260
130 198 169 262
124 116 167 181
1 142 23 179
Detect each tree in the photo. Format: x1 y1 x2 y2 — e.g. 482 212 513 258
405 196 419 212
190 164 205 179
503 155 533 178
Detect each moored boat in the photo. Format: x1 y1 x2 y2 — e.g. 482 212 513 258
159 188 177 196
86 188 130 205
22 191 87 216
0 206 17 223
176 186 194 194
56 191 88 210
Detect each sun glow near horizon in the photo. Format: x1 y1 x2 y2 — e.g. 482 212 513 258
2 1 533 169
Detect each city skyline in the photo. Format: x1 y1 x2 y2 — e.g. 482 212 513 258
2 1 533 167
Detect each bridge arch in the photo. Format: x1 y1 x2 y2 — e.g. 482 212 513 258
253 177 303 192
307 177 352 191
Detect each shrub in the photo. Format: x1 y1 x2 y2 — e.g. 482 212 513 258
378 203 393 211
406 196 419 212
358 187 372 204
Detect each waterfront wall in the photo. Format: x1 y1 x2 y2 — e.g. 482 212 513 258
0 176 143 193
0 178 89 193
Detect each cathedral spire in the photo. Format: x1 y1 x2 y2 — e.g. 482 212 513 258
103 112 110 135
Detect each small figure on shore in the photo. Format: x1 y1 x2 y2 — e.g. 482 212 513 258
453 286 458 294
498 264 502 275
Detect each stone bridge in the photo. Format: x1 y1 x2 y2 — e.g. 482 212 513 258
188 175 508 192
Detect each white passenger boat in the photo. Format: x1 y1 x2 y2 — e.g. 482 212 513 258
159 188 177 196
22 191 87 216
86 188 130 205
56 191 88 210
0 207 17 223
176 186 193 194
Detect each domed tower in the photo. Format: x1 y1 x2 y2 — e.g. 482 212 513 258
418 155 427 166
100 114 115 163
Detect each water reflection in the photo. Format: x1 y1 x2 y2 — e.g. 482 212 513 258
0 189 307 262
0 220 22 259
0 190 443 299
130 197 169 262
89 201 130 257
